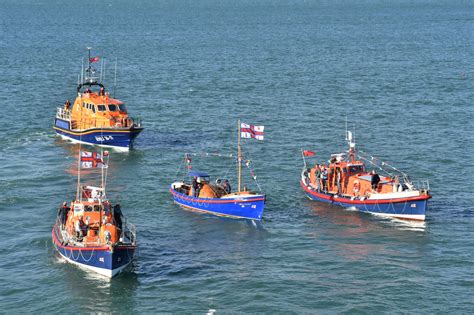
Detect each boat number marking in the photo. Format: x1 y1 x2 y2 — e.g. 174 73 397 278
95 136 114 142
99 257 104 263
411 204 416 208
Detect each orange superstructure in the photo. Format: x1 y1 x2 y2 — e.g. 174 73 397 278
69 89 136 130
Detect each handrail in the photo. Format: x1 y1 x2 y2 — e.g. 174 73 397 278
56 107 71 121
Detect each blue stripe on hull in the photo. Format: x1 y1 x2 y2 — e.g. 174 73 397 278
52 225 135 277
54 119 142 149
304 190 427 218
170 188 265 220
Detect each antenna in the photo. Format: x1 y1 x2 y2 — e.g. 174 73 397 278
113 57 117 98
80 58 84 84
353 123 356 147
103 58 107 84
99 58 103 82
345 116 348 141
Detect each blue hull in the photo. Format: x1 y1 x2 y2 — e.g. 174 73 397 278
170 186 265 220
301 180 429 221
54 118 143 149
52 224 135 277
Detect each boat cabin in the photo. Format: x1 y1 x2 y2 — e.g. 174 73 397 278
64 185 123 246
309 157 399 197
173 171 232 198
64 82 135 130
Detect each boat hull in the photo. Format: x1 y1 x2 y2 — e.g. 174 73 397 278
52 223 135 278
169 186 265 220
300 180 429 221
54 118 143 150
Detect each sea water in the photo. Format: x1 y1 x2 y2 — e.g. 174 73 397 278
0 0 473 312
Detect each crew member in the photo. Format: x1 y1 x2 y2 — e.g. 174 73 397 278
371 170 381 192
64 99 71 111
192 177 198 197
315 164 321 191
75 215 85 239
58 202 69 227
223 180 231 194
321 166 328 191
113 204 123 231
336 168 342 194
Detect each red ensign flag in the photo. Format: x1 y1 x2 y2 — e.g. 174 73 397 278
303 150 316 157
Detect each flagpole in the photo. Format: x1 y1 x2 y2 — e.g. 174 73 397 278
87 47 92 82
101 145 104 192
237 119 242 193
104 153 109 199
76 144 81 201
301 148 307 168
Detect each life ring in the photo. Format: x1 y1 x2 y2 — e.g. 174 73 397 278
353 180 360 195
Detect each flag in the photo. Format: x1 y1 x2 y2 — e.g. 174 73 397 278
81 151 107 168
89 56 100 63
241 122 264 141
303 150 316 157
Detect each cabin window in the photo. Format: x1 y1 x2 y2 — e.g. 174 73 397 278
84 205 93 212
97 105 106 112
93 205 101 212
91 105 96 113
349 165 364 173
108 104 118 112
119 104 127 112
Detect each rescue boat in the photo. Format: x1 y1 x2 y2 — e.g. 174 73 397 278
52 151 137 278
54 48 143 151
170 121 266 220
300 130 431 221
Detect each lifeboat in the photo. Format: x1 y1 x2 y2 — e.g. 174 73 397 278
53 48 143 151
300 130 431 221
52 151 137 278
169 121 266 220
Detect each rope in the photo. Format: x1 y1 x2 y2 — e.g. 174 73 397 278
356 149 410 183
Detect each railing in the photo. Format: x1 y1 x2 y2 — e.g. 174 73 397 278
120 217 137 246
417 180 430 192
129 117 142 128
56 107 71 121
409 179 430 193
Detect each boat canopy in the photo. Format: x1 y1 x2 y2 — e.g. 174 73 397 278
188 171 209 178
77 81 105 93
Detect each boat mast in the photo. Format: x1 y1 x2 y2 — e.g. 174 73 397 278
87 47 92 82
113 57 117 98
237 119 242 193
104 153 109 198
76 144 81 201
